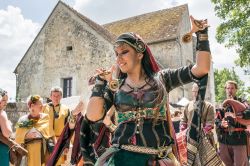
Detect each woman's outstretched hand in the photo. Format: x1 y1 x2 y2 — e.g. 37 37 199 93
88 65 116 85
190 15 209 33
95 65 116 82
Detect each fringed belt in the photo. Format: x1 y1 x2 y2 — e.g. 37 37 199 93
120 145 172 158
117 107 166 123
95 145 172 166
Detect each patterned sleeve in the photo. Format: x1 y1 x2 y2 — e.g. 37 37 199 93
80 118 95 165
160 64 197 92
103 87 115 113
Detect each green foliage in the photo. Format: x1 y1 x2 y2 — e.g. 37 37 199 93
211 0 250 67
246 87 250 101
214 68 245 102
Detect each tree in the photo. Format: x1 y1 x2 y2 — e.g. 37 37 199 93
214 68 245 102
211 0 250 67
245 87 250 101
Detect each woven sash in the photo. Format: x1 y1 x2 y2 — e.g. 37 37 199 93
186 75 224 166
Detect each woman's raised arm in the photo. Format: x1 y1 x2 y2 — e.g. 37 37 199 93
189 16 211 78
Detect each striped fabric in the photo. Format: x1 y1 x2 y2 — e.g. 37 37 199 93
186 75 224 166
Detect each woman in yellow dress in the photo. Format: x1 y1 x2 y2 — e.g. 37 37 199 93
15 95 51 166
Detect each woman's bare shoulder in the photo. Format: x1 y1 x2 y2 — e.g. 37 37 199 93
0 110 8 119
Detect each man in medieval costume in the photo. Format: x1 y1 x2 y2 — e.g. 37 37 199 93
42 86 70 165
215 80 250 166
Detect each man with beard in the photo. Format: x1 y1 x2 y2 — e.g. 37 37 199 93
215 80 250 166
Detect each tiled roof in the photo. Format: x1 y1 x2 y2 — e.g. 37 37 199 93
103 4 188 43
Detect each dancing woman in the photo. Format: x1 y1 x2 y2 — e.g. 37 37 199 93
86 16 210 166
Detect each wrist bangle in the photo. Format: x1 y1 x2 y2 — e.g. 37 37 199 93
199 34 208 41
195 27 210 52
96 75 107 85
90 76 108 98
91 85 106 98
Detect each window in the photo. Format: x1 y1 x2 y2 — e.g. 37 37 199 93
62 77 72 98
66 46 73 51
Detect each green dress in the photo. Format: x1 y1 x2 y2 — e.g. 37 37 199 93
0 135 10 166
95 65 195 166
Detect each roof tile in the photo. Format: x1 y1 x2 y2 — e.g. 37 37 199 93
103 4 188 43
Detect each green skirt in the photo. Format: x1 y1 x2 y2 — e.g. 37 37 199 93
107 149 152 166
0 142 10 166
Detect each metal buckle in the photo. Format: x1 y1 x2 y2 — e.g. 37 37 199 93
158 146 168 158
158 146 171 159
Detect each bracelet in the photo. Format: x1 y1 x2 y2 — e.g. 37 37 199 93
195 27 210 52
91 85 106 98
90 76 107 98
196 40 210 52
199 34 208 41
95 75 106 85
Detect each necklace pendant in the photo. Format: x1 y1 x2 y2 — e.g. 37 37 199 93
134 87 138 92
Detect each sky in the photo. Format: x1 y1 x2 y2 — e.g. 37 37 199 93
0 0 249 100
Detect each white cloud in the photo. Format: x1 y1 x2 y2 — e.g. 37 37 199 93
73 0 176 24
0 6 40 99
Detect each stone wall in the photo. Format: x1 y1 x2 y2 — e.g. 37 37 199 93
5 102 29 131
15 3 114 101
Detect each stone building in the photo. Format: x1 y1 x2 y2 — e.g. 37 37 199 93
14 1 115 101
14 1 215 104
